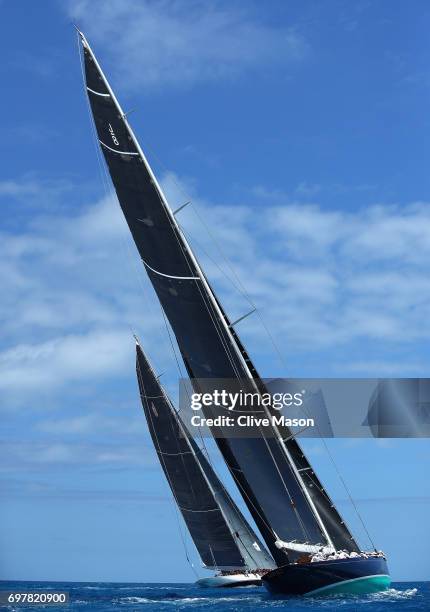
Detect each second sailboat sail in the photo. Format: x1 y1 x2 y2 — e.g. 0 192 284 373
136 339 274 586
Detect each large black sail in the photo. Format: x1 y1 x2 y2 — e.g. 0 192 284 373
136 341 274 570
79 32 359 562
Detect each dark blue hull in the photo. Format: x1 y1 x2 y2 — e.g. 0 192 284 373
262 557 390 597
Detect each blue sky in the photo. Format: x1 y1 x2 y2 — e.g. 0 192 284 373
1 0 430 583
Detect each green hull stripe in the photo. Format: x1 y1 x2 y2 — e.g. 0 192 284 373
305 574 391 597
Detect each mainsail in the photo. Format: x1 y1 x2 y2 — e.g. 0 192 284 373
136 339 274 570
78 31 360 564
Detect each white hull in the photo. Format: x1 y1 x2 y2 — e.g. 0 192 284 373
196 573 262 588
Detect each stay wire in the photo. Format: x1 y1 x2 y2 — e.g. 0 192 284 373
140 139 373 546
78 34 198 576
137 363 199 577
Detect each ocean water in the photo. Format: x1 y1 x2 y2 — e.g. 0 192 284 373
0 581 427 612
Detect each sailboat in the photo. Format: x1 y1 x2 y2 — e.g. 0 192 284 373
135 337 275 586
77 30 391 596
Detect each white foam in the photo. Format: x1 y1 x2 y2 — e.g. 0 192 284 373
375 587 418 600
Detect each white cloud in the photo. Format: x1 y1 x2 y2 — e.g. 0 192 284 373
0 175 71 204
2 169 430 407
0 440 155 472
37 412 145 436
2 169 430 491
0 181 179 401
68 0 308 90
174 191 430 365
340 361 429 376
0 330 131 392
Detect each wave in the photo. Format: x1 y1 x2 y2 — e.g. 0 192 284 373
119 594 261 605
372 587 418 600
302 586 420 608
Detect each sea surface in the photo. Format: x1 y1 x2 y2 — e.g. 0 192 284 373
0 581 428 612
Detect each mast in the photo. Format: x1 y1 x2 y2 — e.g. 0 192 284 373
136 339 274 570
78 30 359 561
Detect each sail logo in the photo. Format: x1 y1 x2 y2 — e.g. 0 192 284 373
108 123 119 146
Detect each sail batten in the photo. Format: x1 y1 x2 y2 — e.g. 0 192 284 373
79 32 359 564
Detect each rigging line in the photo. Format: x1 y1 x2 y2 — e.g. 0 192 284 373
140 357 240 569
166 398 203 508
186 206 371 542
193 442 272 567
260 436 314 543
132 167 245 385
83 49 215 493
302 469 358 545
78 36 116 200
159 308 187 396
79 40 199 574
81 35 350 548
78 34 141 339
151 363 204 509
184 207 367 546
126 235 188 383
80 39 210 576
135 172 320 541
178 221 327 536
81 45 187 391
79 31 181 381
226 462 278 539
134 133 262 378
84 32 248 385
170 392 253 569
137 366 198 574
103 70 325 531
156 313 213 474
149 178 324 536
128 142 241 379
151 313 271 554
77 37 113 203
235 532 262 569
78 34 142 352
226 435 312 547
319 438 376 550
140 391 192 562
285 393 366 548
131 140 289 374
123 142 324 539
179 224 265 316
208 545 218 572
205 454 273 566
134 166 246 383
167 216 317 539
